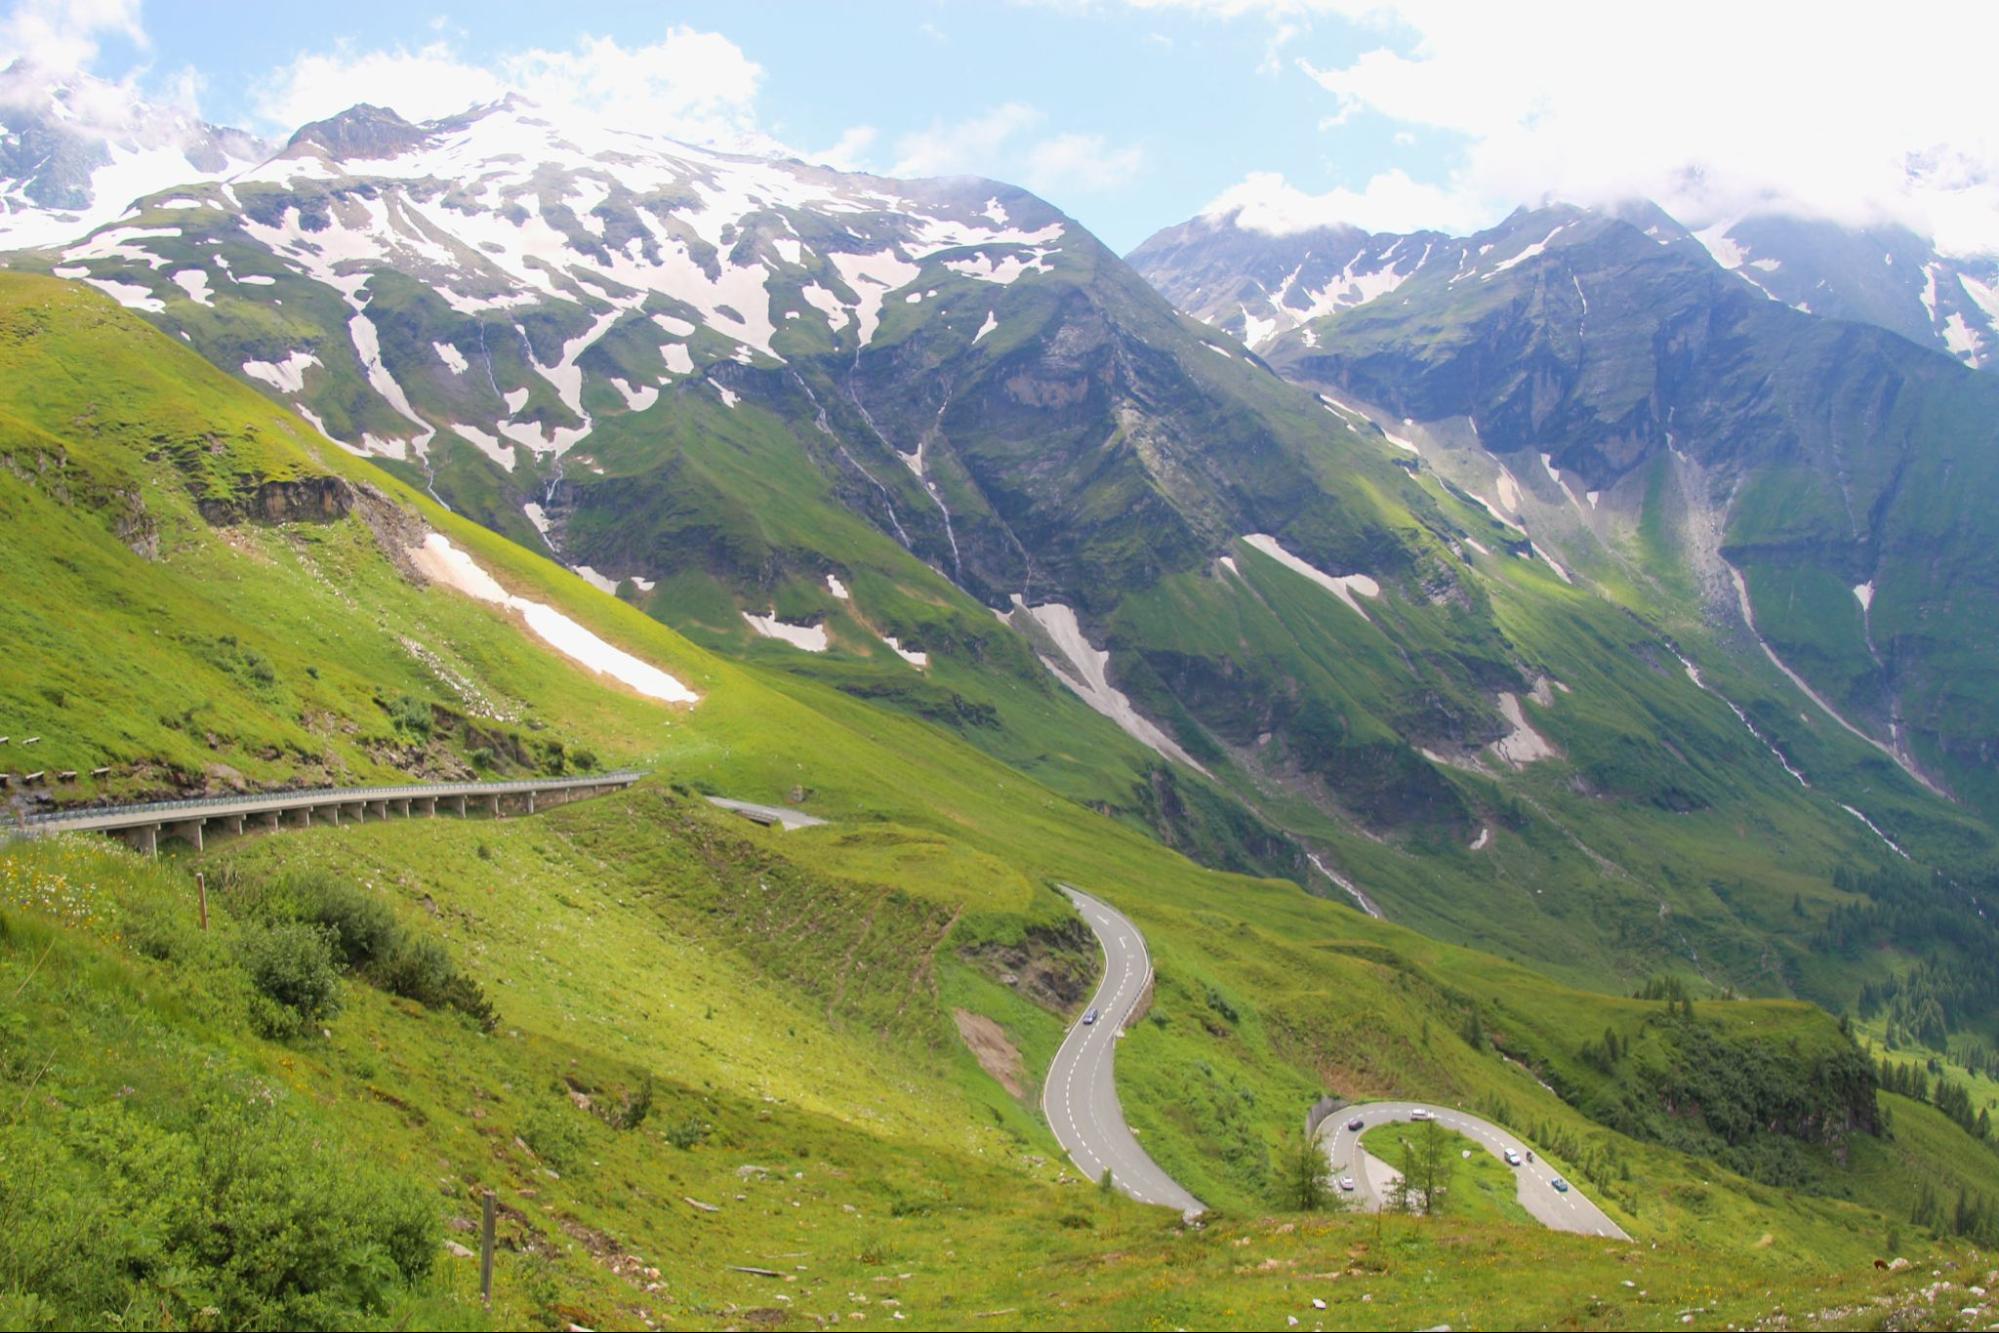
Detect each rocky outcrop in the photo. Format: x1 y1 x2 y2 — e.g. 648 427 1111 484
197 475 353 526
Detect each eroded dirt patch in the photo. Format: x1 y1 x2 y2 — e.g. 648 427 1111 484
952 1008 1024 1097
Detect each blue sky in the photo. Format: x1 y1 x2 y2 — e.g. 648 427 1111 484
14 1 1999 255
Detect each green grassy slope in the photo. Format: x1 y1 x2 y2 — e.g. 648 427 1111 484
6 273 1999 1325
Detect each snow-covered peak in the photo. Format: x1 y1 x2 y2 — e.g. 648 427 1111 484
0 65 266 251
40 95 1077 540
1688 211 1999 368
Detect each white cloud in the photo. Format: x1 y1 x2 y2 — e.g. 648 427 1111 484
1204 167 1486 235
1026 132 1145 193
1279 0 1999 254
883 103 1145 198
0 0 144 80
254 27 767 151
812 125 879 173
888 103 1045 178
0 0 158 134
254 42 501 128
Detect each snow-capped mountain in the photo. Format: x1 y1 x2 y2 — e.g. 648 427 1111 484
0 61 266 251
1686 213 1999 369
1132 196 1999 371
1126 209 1453 352
32 96 1078 553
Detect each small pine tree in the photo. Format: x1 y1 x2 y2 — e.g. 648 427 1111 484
1278 1124 1332 1212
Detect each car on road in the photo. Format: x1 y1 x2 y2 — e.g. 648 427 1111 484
1503 1148 1522 1166
1346 1116 1365 1132
1082 1007 1099 1025
1550 1177 1570 1193
1338 1177 1356 1192
1410 1108 1435 1121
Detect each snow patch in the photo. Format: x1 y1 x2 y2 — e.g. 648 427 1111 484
743 611 828 652
1009 599 1206 773
826 574 850 600
241 350 320 396
433 341 469 374
1242 534 1379 621
882 635 929 668
451 423 517 471
572 565 618 595
973 310 998 344
170 268 213 306
1853 581 1875 612
409 532 696 704
1489 692 1558 767
84 277 164 312
609 377 660 411
830 248 922 345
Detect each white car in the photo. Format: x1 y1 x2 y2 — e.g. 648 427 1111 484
1410 1108 1436 1121
1338 1177 1356 1192
1503 1148 1523 1166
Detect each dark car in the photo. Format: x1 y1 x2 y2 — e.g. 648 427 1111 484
1082 1008 1099 1025
1551 1177 1570 1193
1346 1116 1365 1131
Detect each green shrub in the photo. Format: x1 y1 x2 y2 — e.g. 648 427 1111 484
611 1073 654 1131
0 1074 434 1330
383 693 433 739
239 920 341 1039
664 1116 708 1150
519 1103 586 1171
292 872 400 968
371 935 498 1031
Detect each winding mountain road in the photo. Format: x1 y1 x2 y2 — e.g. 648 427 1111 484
1318 1101 1628 1238
1041 886 1204 1217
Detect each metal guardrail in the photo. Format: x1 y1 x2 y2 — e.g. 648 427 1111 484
16 770 648 830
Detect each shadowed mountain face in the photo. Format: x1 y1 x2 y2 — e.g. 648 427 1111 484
1136 202 1999 820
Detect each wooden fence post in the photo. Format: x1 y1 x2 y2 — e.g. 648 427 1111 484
480 1189 496 1308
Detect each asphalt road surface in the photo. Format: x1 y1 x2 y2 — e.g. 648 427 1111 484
1318 1101 1629 1238
704 797 827 830
1041 885 1204 1217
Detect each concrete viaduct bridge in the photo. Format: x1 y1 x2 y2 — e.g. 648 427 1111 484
15 771 648 854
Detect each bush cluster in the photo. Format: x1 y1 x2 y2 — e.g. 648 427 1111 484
237 870 497 1034
0 1066 434 1329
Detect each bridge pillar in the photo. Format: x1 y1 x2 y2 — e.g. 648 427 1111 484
453 795 467 816
169 818 205 851
126 823 159 856
324 803 339 826
225 814 245 836
369 800 387 820
397 798 412 817
264 811 281 831
418 797 436 816
526 789 537 815
487 794 502 817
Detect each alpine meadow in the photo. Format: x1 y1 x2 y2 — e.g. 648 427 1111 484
3 4 1999 1330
